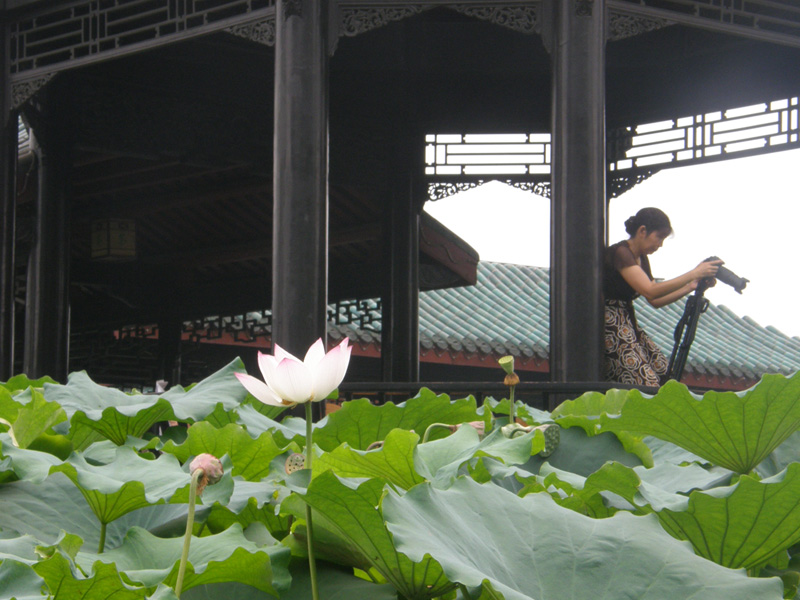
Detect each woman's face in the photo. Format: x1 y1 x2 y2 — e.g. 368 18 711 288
641 228 669 254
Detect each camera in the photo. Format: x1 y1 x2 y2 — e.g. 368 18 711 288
705 256 749 294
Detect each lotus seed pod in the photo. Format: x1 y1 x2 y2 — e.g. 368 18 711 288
189 453 224 485
504 373 520 387
498 355 515 376
534 424 561 458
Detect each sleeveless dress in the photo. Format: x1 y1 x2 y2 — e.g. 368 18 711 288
603 241 668 386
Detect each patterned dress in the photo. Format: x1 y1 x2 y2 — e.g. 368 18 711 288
603 241 669 386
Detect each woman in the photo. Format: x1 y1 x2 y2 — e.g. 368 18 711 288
604 207 721 386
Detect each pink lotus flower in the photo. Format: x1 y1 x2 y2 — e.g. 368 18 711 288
235 337 352 407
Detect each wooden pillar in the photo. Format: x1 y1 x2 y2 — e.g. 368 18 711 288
381 149 421 383
22 95 72 381
272 0 329 363
157 318 182 387
0 22 16 379
548 0 607 386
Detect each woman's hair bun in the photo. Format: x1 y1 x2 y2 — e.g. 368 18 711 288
625 207 672 237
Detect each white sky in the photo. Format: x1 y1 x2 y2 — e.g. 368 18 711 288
423 147 800 338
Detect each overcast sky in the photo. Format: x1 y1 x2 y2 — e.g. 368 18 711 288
424 147 800 338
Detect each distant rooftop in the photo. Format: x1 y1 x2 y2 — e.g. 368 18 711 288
328 261 800 389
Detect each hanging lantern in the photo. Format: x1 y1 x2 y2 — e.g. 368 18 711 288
91 218 136 260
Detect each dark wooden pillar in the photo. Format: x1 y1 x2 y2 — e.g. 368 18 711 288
0 22 16 379
22 97 72 381
548 0 607 386
157 318 182 387
272 0 330 362
381 146 421 383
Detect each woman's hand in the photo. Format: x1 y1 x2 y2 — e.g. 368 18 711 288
692 259 722 281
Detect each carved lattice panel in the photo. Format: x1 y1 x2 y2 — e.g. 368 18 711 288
611 97 800 171
425 133 552 177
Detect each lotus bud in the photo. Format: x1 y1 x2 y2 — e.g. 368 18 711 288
189 453 223 495
450 421 486 437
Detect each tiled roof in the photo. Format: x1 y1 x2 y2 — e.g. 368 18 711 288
416 261 800 382
328 261 800 384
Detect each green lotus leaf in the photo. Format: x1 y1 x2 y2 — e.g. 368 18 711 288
0 559 49 600
0 373 56 393
293 470 457 599
204 478 289 537
0 472 202 549
483 397 552 425
42 371 173 449
382 477 783 600
0 533 42 564
525 426 643 477
536 461 642 517
43 360 247 449
651 462 800 569
159 359 249 421
602 373 800 474
160 421 289 482
182 559 397 600
644 435 707 466
757 430 800 478
33 547 147 599
551 389 654 466
78 524 291 596
315 428 423 490
49 446 191 526
415 425 545 489
234 406 307 444
1 433 64 483
6 387 67 450
313 391 483 451
634 461 733 493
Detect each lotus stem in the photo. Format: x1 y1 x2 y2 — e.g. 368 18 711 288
508 386 516 426
98 522 107 553
422 423 454 443
175 468 203 598
305 402 320 600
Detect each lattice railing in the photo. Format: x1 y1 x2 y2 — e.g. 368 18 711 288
114 298 381 346
9 0 274 77
611 0 800 44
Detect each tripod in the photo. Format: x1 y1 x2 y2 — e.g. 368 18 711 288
666 280 712 382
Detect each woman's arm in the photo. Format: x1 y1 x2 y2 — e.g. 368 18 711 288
619 260 720 304
647 282 696 308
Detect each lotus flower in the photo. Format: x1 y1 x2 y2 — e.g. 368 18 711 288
235 337 352 407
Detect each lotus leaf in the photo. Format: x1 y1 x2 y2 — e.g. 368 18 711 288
313 390 483 451
382 476 783 599
291 470 457 599
603 374 800 474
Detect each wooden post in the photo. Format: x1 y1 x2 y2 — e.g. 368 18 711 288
548 0 607 390
272 0 330 420
382 148 421 383
0 22 16 379
22 91 72 381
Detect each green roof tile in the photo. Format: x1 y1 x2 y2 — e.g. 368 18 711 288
415 261 800 379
